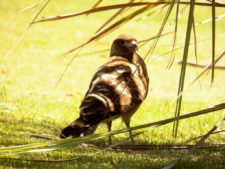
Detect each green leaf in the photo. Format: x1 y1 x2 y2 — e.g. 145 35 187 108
33 1 225 24
211 0 216 85
173 0 195 137
163 117 225 169
143 0 175 60
0 102 224 156
95 0 136 33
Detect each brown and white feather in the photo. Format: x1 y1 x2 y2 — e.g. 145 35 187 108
60 34 149 139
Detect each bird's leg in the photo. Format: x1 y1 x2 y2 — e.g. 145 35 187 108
83 124 98 136
107 121 112 145
125 121 136 144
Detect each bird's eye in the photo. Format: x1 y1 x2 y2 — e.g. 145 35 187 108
119 40 126 45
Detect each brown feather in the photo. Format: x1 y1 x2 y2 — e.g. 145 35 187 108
60 34 149 142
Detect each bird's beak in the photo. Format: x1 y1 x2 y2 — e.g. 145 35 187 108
131 40 137 46
125 40 137 47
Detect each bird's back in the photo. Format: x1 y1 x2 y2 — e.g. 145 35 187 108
79 54 149 124
60 35 149 139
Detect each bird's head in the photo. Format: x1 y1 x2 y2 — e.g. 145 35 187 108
110 34 138 60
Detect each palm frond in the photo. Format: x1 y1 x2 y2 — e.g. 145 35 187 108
177 60 225 70
138 32 174 48
89 0 103 11
211 0 216 85
29 0 52 26
54 4 157 86
0 131 145 162
176 50 225 99
0 102 224 156
163 117 225 169
32 2 155 24
196 14 225 26
144 0 176 61
186 129 225 143
18 2 39 13
32 1 225 24
161 33 225 56
166 0 181 69
3 0 51 58
95 0 136 33
73 32 173 57
173 0 196 137
192 16 198 64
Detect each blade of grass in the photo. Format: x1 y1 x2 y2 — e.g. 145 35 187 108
173 0 195 137
0 102 224 156
211 0 216 85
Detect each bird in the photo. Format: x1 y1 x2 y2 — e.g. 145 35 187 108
60 34 149 144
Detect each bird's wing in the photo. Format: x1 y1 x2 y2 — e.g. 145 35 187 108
79 56 145 124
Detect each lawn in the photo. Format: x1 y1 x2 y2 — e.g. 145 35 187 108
0 0 225 168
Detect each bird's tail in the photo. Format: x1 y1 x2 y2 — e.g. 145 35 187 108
59 118 87 139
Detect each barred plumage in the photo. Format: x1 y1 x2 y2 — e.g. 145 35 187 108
60 34 149 144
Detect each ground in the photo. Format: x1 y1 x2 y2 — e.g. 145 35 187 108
0 0 225 168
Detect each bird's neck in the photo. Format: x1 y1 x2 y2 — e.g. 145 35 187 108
110 51 136 63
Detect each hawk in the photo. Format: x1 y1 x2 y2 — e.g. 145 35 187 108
60 34 149 144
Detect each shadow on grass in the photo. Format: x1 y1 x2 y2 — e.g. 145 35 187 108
0 147 224 169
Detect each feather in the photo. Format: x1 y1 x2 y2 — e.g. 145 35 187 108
60 34 149 144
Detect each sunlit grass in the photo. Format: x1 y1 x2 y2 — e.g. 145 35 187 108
0 0 225 168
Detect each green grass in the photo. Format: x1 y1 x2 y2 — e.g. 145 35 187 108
0 0 225 168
